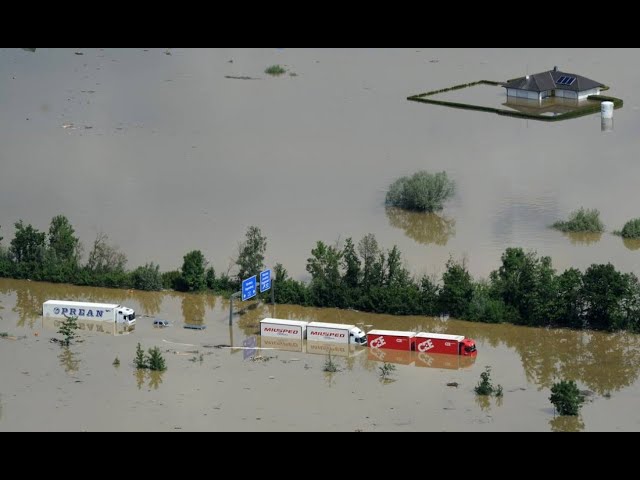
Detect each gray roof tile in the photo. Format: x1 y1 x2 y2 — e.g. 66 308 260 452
503 69 603 92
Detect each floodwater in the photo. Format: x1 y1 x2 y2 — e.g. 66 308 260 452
1 48 640 283
2 278 640 431
2 49 640 431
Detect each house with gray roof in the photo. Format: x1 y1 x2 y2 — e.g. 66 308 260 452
502 67 604 102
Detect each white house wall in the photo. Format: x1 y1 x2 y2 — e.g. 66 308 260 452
578 88 600 99
511 89 539 100
556 89 577 99
506 87 602 100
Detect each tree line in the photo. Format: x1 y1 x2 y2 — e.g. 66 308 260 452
1 217 639 332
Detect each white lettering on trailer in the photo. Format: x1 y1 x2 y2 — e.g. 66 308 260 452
263 327 298 334
309 331 345 337
417 339 435 352
370 337 386 349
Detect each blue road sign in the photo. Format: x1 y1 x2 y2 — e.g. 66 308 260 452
241 275 257 301
243 336 257 360
260 269 271 293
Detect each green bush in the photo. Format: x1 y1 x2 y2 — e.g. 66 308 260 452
57 315 79 346
134 343 167 371
549 380 585 416
265 65 286 76
131 262 163 291
147 346 167 371
134 342 147 369
552 208 604 233
323 353 338 372
615 218 640 239
161 270 184 290
385 171 455 212
379 362 396 379
181 250 207 292
474 366 502 396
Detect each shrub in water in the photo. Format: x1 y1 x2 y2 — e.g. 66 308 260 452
385 171 455 212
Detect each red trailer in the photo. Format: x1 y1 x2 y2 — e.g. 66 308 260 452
367 330 416 351
414 332 477 357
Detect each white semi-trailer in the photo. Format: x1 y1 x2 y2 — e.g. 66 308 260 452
43 300 136 326
306 321 367 345
259 318 308 340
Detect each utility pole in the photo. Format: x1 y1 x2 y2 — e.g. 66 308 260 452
229 291 241 325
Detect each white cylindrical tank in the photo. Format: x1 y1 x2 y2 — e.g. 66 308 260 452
601 101 614 119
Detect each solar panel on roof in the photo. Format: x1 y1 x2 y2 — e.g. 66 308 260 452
566 77 576 86
556 76 567 84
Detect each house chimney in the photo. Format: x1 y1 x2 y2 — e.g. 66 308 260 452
553 66 558 72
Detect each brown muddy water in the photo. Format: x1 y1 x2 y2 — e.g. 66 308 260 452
1 48 640 282
2 278 640 431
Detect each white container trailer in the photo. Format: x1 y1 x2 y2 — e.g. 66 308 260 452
306 321 367 345
42 300 136 326
260 318 308 340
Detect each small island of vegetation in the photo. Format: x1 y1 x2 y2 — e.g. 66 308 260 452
552 208 605 233
614 218 640 239
265 64 286 76
385 171 455 212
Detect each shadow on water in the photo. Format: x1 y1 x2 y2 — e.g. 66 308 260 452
136 290 164 317
474 394 492 412
324 371 338 388
58 347 80 374
182 293 206 327
562 232 602 246
549 415 585 432
135 369 165 390
464 324 640 396
622 238 640 251
385 207 455 246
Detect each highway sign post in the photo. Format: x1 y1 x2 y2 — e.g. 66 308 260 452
260 269 271 293
242 275 257 301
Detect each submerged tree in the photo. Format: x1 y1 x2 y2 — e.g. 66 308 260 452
181 250 206 292
552 208 604 233
131 262 163 291
58 315 79 346
549 380 585 416
9 220 46 278
385 171 455 212
48 215 81 265
236 226 267 283
86 232 127 273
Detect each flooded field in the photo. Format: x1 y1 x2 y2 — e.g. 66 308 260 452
2 278 640 431
2 48 640 431
1 48 640 283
